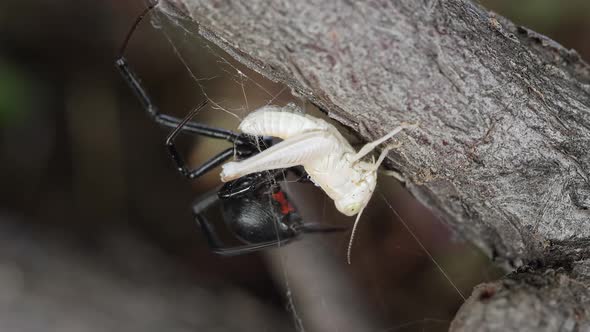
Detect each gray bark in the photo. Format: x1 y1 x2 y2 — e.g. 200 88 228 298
450 261 590 332
158 0 590 329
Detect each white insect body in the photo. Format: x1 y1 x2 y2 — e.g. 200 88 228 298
221 104 413 214
219 104 413 262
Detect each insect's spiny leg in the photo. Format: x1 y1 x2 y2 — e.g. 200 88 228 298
350 122 417 163
379 169 405 183
370 142 402 172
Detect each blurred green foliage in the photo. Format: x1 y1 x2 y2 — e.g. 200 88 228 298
0 60 31 125
481 0 590 41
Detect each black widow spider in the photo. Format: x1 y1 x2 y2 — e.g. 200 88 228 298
115 2 346 256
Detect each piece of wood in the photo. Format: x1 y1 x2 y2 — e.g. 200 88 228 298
158 0 590 269
155 0 590 328
450 260 590 331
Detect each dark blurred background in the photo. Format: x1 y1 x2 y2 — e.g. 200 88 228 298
0 1 587 331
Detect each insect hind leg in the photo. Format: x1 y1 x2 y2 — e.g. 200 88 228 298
350 122 417 163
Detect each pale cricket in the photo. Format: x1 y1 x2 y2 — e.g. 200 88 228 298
220 104 416 263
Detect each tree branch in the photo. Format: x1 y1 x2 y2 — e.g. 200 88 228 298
450 260 590 331
159 0 590 268
157 0 590 326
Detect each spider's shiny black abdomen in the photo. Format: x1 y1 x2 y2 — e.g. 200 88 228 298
221 195 297 244
218 172 301 244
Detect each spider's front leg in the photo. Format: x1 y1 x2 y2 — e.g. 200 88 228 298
115 8 268 180
116 55 274 179
117 57 226 179
116 57 237 139
164 104 272 180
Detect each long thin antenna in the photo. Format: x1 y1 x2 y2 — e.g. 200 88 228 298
118 1 160 57
347 207 365 264
379 192 466 301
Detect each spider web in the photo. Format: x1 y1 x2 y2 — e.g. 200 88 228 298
136 4 503 332
145 8 312 331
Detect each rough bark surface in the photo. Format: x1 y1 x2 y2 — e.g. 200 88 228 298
157 0 590 268
450 260 590 332
157 0 590 329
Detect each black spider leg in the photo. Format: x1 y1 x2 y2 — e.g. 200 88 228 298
114 0 215 134
117 56 251 178
116 57 238 138
164 102 238 179
192 189 297 256
163 101 272 179
292 223 349 233
115 2 262 179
